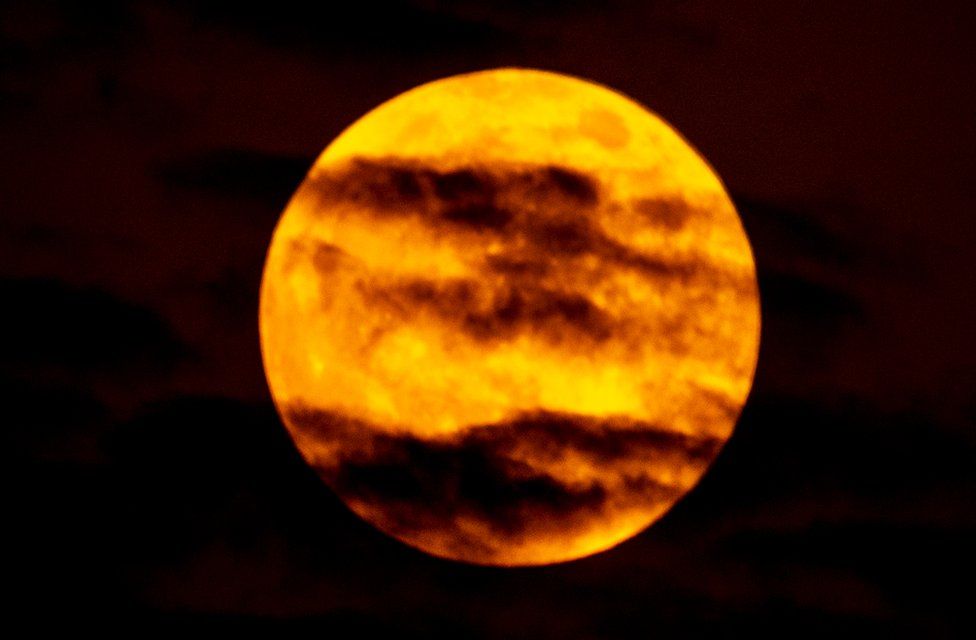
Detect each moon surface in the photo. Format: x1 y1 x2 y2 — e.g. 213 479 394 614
259 69 760 566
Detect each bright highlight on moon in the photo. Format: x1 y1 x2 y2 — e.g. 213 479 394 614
260 68 760 566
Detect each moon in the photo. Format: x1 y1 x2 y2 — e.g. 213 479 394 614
259 68 760 566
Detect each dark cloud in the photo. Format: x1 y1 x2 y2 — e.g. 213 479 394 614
286 405 719 551
730 195 866 367
758 270 860 323
633 197 694 231
306 157 738 290
309 158 429 211
360 276 617 346
688 392 976 630
333 436 613 542
2 375 108 464
657 383 976 626
8 395 370 617
0 0 142 54
292 157 756 370
105 397 316 526
483 253 553 278
526 165 600 206
125 609 499 639
309 157 601 228
440 202 514 230
195 261 264 323
461 410 724 466
163 0 512 55
0 277 190 376
431 168 494 202
522 216 600 256
735 196 857 269
11 391 972 631
154 148 311 204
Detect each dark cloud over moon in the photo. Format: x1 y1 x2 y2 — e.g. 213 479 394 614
360 277 618 347
291 156 754 363
303 156 750 291
287 404 722 563
306 157 600 226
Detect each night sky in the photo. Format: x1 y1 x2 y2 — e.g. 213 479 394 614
3 1 975 634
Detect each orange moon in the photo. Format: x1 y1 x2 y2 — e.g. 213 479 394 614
259 69 760 566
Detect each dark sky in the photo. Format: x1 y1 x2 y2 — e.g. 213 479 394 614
3 0 974 635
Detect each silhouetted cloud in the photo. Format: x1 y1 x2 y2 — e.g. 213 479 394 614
9 390 974 631
758 270 860 322
2 375 108 464
306 156 742 290
309 157 601 229
728 195 866 366
735 196 857 268
155 148 311 203
0 278 190 376
360 277 617 346
286 405 720 555
163 0 513 55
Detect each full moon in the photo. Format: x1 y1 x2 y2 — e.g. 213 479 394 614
260 69 760 566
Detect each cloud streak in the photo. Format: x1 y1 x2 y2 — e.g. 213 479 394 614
305 156 752 289
286 404 723 564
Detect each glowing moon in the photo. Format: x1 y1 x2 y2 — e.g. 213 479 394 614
260 69 760 566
